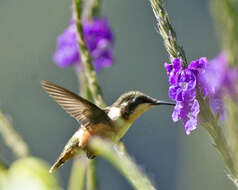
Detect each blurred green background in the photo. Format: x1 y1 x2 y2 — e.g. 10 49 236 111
0 0 235 189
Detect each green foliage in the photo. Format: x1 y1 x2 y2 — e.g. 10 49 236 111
2 157 62 190
0 111 29 158
224 97 238 187
68 158 87 190
90 138 157 190
210 0 238 65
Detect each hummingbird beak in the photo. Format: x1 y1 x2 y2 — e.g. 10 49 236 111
151 100 175 106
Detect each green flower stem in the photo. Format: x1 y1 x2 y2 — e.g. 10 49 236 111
70 0 103 186
224 98 238 187
210 0 238 66
79 73 98 190
73 0 105 107
68 70 97 190
0 110 29 158
84 0 101 19
86 159 97 190
90 138 157 190
198 94 238 187
68 158 87 190
197 93 237 178
226 98 238 170
77 69 93 101
149 0 187 67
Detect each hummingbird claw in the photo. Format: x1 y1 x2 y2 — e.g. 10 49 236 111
87 152 96 159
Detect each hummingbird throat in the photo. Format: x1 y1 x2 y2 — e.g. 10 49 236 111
108 106 144 141
107 107 132 140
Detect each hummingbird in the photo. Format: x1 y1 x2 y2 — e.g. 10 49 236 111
41 81 175 173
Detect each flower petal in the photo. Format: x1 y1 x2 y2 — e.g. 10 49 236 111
53 17 114 71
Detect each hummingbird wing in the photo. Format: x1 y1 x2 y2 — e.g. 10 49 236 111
41 81 112 128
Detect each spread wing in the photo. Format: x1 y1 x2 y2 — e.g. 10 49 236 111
41 81 112 128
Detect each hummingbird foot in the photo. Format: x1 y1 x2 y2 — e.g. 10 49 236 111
87 152 96 159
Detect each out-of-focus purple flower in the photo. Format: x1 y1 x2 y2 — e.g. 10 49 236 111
198 53 238 116
53 18 114 71
210 94 224 117
199 54 227 96
224 68 238 97
165 57 207 135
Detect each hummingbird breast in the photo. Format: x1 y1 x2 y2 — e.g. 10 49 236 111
75 123 117 155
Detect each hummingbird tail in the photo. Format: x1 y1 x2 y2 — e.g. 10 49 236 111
49 158 65 173
49 142 84 173
49 159 65 173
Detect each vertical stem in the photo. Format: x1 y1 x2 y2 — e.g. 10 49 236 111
84 0 101 19
68 158 87 190
197 89 238 186
73 0 105 107
77 68 87 98
70 0 104 185
210 0 238 66
79 70 98 190
77 69 93 101
226 98 238 170
68 69 97 190
224 98 238 187
149 0 187 67
86 159 97 190
0 111 29 158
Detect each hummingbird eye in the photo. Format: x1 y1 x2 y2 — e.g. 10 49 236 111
134 96 150 105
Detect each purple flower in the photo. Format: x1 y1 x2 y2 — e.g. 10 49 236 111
188 57 207 76
166 54 238 133
198 54 227 96
53 18 114 71
224 68 238 97
210 94 224 117
169 69 196 101
172 99 199 135
165 57 207 135
164 58 182 85
198 53 238 116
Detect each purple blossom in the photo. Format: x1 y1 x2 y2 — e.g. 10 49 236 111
168 69 196 101
165 54 238 134
165 57 207 135
210 95 224 117
172 100 200 135
224 68 238 97
188 57 207 76
164 58 182 85
198 54 227 96
53 18 114 71
198 53 238 116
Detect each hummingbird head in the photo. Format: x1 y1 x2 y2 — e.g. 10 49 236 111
110 91 175 123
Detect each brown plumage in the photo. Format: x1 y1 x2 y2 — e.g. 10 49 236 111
41 81 115 172
41 81 112 128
